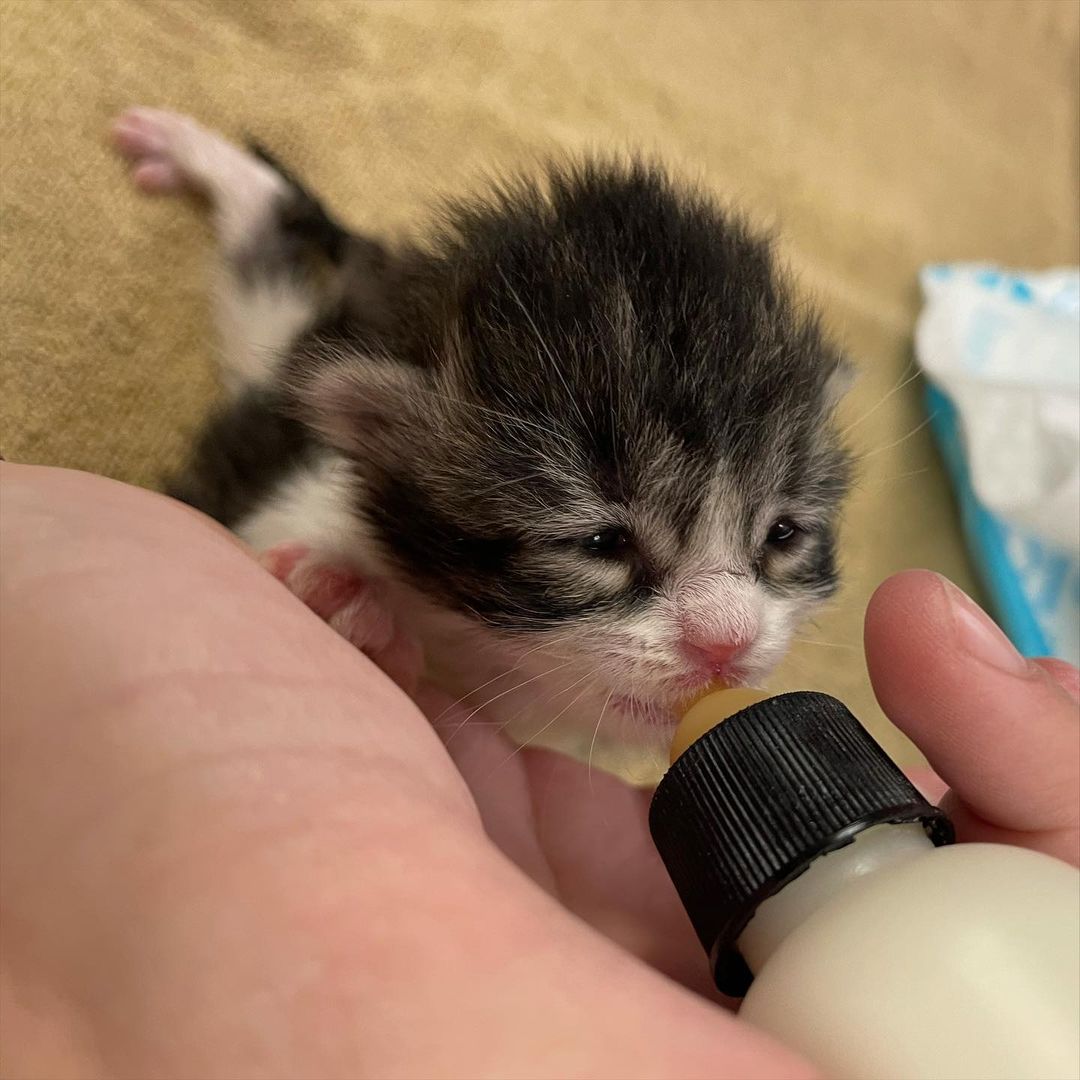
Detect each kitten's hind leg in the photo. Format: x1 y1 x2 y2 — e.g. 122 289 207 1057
112 108 373 394
113 108 286 247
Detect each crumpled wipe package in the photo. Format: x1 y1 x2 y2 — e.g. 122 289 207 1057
916 264 1079 665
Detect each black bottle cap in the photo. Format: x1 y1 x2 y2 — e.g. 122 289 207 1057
648 691 954 997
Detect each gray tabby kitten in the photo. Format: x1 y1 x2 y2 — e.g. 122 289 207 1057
113 108 851 753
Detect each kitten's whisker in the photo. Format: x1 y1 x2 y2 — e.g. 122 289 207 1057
441 658 573 742
490 667 597 739
792 636 859 651
427 637 560 726
441 658 574 745
838 365 921 439
864 467 930 490
587 687 616 795
491 676 599 773
861 413 935 459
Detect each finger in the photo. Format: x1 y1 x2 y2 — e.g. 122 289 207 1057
419 686 722 999
865 571 1080 849
906 766 948 804
936 789 1077 865
416 684 560 890
522 746 726 1000
1034 657 1080 702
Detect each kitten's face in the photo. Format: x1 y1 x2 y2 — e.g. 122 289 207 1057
363 346 847 732
302 162 852 737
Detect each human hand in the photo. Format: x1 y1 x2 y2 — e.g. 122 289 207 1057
0 464 809 1080
3 464 1077 1080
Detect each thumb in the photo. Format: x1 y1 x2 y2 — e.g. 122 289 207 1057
865 571 1079 863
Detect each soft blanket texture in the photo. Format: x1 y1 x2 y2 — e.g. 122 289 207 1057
2 0 1077 764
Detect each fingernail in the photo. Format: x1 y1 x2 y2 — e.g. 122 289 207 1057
940 575 1029 675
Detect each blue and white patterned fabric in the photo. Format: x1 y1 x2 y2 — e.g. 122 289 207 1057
916 265 1079 665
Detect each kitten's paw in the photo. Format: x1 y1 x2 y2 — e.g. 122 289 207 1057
111 107 281 203
260 543 423 695
112 107 208 194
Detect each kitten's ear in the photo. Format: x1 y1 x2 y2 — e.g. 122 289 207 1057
289 356 426 456
822 355 857 412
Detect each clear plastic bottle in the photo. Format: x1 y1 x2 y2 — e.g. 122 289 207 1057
649 691 1080 1080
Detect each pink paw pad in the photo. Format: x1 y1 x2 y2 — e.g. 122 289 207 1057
259 544 423 694
112 109 188 194
258 542 308 583
288 561 368 623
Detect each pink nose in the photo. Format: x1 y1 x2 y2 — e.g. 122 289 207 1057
682 637 746 675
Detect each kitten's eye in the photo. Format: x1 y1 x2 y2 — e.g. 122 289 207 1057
766 519 799 546
580 528 632 557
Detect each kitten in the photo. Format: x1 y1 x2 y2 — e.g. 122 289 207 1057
113 108 851 758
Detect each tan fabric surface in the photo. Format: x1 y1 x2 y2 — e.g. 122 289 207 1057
2 0 1077 767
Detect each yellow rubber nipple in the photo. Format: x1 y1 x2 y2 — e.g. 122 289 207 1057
670 686 772 763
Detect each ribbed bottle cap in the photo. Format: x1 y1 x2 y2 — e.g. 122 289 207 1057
649 691 953 996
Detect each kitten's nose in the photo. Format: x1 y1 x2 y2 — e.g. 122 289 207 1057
681 636 747 675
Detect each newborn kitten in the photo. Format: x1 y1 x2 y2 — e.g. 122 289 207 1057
113 108 852 758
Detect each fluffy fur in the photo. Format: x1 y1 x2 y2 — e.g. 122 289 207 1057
115 108 852 756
